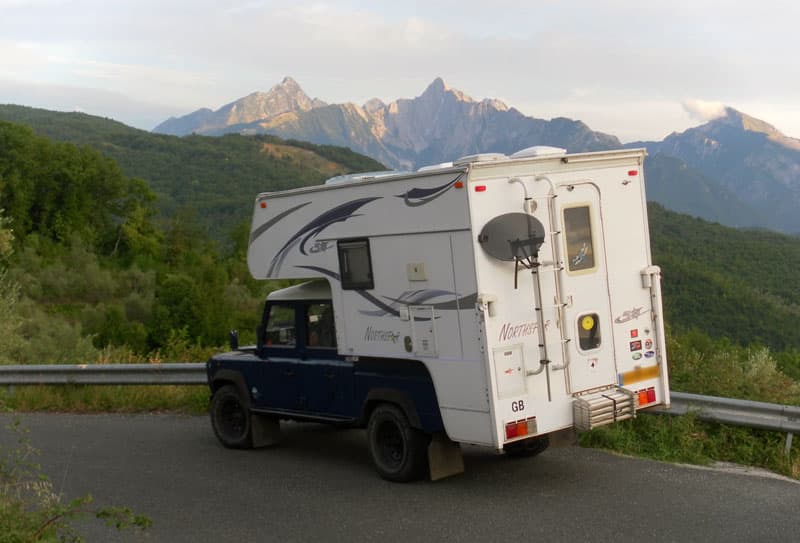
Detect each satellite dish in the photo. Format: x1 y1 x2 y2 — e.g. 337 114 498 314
478 213 546 262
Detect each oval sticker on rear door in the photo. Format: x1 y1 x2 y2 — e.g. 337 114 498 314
644 351 655 358
632 353 642 360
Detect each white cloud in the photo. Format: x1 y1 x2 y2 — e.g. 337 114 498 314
1 0 800 139
682 99 728 122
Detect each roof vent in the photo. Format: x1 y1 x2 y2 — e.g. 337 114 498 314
453 153 507 166
510 146 567 159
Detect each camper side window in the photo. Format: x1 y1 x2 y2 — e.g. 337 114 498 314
563 205 596 273
338 239 374 290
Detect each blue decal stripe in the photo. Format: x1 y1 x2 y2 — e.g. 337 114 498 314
430 293 478 310
249 202 311 244
268 196 381 276
355 290 401 317
295 265 341 280
395 173 465 207
382 290 457 305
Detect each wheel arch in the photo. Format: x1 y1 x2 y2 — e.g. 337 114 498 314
363 389 423 429
209 369 250 406
357 357 446 434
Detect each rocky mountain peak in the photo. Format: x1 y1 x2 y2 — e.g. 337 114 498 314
221 77 327 127
420 77 472 103
700 107 800 151
277 76 302 93
363 98 386 113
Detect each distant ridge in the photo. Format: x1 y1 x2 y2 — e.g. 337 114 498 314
154 77 327 136
630 107 800 233
153 76 621 171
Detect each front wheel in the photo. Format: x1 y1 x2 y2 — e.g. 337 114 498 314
210 384 253 449
367 404 429 482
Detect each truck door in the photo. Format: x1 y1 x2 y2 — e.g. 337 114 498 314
301 302 354 418
260 302 303 411
555 182 618 393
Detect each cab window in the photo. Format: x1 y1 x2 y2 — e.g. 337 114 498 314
264 303 296 347
307 303 336 349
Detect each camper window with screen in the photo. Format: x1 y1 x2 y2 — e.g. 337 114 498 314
563 206 596 273
338 239 374 290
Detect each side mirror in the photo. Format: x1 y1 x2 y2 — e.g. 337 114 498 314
228 330 239 351
256 326 265 357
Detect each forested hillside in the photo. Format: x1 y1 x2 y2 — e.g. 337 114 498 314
0 120 370 363
2 110 800 378
649 204 800 352
0 105 384 239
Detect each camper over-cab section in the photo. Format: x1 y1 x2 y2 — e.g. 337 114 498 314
208 146 670 481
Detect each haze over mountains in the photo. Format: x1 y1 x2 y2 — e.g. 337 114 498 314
155 77 800 235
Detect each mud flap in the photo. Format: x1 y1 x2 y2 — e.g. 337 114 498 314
428 433 464 481
251 414 281 448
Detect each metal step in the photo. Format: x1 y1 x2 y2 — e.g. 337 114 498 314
573 388 637 431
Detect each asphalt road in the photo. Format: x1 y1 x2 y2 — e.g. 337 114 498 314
1 413 798 542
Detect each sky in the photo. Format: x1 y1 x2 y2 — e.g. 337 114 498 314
1 0 799 142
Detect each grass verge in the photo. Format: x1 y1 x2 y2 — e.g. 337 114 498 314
0 385 209 414
580 413 799 479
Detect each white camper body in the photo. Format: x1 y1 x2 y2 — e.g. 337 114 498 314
247 147 670 449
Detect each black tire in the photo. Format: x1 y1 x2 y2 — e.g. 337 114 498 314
210 384 253 449
503 435 550 458
367 404 429 482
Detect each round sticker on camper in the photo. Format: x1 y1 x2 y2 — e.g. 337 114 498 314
581 315 595 331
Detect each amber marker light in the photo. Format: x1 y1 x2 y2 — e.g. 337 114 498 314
260 201 267 209
454 181 464 189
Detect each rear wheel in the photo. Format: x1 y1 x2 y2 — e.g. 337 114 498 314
210 384 253 449
367 404 429 482
503 435 550 458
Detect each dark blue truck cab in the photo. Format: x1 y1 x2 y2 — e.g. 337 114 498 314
206 281 459 481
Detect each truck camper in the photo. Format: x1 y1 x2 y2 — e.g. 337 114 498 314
206 146 670 481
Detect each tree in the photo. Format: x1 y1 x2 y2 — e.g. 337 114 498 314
0 208 21 363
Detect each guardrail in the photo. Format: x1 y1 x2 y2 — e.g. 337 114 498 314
648 391 799 456
0 364 796 455
0 363 207 385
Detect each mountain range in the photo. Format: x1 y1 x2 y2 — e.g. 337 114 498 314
155 77 619 171
155 77 800 235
